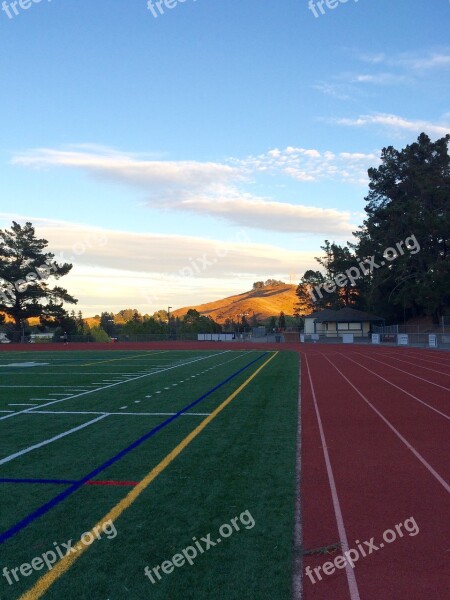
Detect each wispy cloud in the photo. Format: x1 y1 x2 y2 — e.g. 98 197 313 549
332 113 450 138
13 145 360 236
357 49 450 72
350 73 410 85
0 214 316 313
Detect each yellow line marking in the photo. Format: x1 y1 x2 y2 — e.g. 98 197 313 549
19 351 278 600
81 350 168 367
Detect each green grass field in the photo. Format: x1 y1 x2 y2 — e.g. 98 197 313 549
0 349 299 600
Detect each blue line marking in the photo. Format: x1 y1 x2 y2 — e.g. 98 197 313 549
0 478 76 485
0 352 268 545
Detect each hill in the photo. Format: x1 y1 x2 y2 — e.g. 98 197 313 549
172 283 300 323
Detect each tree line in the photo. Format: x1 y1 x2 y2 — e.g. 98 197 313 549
295 133 450 324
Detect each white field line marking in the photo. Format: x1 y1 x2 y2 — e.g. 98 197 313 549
0 372 171 376
28 410 211 416
0 386 90 389
0 415 108 466
29 398 70 401
8 404 37 407
0 410 14 413
305 355 361 600
48 393 75 396
355 352 450 390
325 355 450 495
344 355 450 420
0 352 230 422
370 351 450 377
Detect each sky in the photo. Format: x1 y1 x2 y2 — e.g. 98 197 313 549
0 0 449 316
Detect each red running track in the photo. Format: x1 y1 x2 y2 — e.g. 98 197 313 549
301 344 449 600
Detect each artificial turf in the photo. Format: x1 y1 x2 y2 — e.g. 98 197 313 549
0 349 299 599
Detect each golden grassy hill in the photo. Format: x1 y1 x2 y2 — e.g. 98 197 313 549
172 283 299 322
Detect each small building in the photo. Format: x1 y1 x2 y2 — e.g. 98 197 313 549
304 307 384 338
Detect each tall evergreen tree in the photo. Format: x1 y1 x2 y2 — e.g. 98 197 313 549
355 133 450 322
0 221 77 337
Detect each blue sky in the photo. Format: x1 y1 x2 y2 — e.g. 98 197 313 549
1 0 449 314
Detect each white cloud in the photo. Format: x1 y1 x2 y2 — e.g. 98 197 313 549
234 146 379 185
0 215 317 314
351 73 410 85
333 113 450 138
13 146 358 235
358 49 450 72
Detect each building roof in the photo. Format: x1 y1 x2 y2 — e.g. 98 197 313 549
305 307 384 322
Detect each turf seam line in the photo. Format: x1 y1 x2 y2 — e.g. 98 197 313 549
18 351 278 600
291 356 303 600
0 351 266 546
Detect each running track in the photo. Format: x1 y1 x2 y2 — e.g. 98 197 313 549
301 344 450 600
2 341 449 598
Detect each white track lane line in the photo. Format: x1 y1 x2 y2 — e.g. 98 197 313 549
343 355 449 420
325 355 450 495
305 355 361 600
0 351 230 422
355 352 450 389
370 351 450 377
0 415 108 466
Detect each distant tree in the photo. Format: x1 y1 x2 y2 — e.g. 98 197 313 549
0 221 77 339
153 309 168 322
268 316 277 331
89 326 111 342
278 311 286 330
100 312 115 336
265 279 285 287
117 308 139 323
253 281 264 290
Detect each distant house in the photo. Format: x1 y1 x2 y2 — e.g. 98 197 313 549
304 307 384 337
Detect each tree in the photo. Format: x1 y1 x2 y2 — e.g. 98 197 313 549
100 312 116 336
278 311 286 330
0 221 77 338
355 132 450 322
